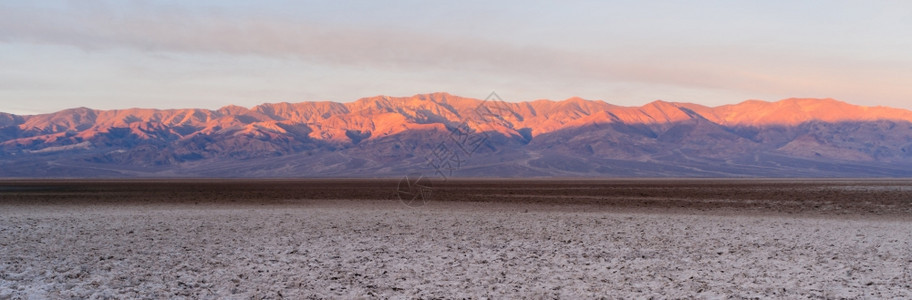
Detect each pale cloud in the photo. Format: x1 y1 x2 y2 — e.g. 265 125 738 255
1 1 911 112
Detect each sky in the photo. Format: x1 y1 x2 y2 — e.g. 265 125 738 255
1 0 911 115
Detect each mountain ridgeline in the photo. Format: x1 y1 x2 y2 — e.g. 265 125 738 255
3 93 912 177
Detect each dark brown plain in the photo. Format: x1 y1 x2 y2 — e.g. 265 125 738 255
2 179 911 219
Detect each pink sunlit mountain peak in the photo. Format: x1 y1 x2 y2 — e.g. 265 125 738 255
3 93 912 177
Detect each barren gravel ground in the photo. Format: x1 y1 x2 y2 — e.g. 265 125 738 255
1 180 911 298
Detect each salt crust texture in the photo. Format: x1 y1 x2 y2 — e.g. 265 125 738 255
2 201 911 299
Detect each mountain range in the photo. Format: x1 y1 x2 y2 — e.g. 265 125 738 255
3 92 912 178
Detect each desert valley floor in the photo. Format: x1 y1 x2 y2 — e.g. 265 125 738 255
1 179 911 298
